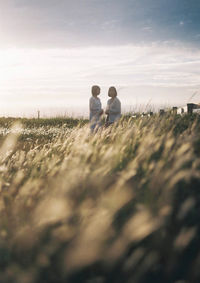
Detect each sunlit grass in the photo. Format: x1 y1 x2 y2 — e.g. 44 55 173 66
0 114 200 282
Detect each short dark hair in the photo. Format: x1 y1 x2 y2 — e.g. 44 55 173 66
91 85 100 96
108 86 117 97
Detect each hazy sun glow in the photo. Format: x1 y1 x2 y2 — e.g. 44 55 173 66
0 44 200 117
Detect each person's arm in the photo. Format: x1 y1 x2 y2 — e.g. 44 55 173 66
105 101 110 115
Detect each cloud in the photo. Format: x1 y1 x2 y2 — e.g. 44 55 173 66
0 43 200 115
0 0 200 48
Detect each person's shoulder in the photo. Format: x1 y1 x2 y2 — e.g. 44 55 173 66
90 96 95 102
116 97 121 103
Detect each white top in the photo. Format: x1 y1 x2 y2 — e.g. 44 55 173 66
89 96 102 122
106 97 121 123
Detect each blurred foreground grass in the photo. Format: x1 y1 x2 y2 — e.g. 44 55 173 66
0 114 200 283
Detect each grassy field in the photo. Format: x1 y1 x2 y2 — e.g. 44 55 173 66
0 114 200 283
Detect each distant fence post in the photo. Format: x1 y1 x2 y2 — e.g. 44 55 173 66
37 110 40 119
172 107 177 115
187 104 194 114
181 108 184 114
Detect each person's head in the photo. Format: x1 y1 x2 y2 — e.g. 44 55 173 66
91 85 101 97
108 86 117 98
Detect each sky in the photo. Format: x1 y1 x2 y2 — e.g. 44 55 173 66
0 0 200 117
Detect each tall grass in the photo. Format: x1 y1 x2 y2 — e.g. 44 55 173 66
0 114 200 282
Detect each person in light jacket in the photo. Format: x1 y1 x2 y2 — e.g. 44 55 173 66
89 85 103 131
105 86 121 126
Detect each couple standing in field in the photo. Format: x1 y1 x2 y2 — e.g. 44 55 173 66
89 85 121 131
